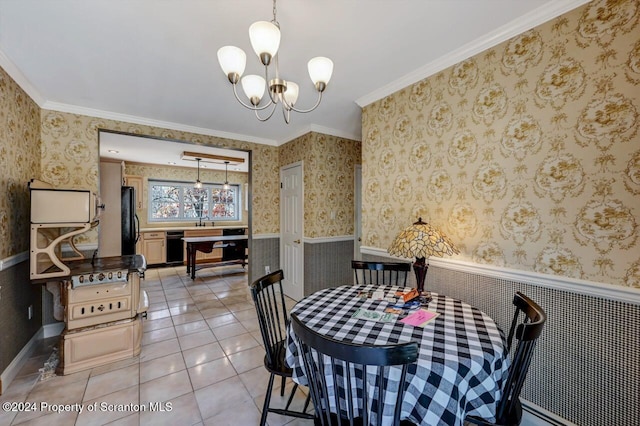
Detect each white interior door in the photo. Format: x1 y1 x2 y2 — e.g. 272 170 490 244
280 162 304 300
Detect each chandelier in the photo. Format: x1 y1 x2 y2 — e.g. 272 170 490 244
217 0 333 123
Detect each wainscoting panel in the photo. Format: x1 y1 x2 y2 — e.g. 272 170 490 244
0 261 42 378
249 237 280 284
425 266 639 426
304 240 354 296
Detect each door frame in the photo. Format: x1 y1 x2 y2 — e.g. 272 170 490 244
354 164 362 260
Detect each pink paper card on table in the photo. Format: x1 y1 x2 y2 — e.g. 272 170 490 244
400 309 440 327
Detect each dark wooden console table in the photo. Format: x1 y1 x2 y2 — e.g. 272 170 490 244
183 235 248 279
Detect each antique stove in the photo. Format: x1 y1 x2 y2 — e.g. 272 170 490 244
29 180 148 375
49 255 147 375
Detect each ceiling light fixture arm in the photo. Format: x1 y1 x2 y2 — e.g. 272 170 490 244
268 54 323 115
281 104 291 124
282 90 323 114
231 81 274 111
254 101 279 122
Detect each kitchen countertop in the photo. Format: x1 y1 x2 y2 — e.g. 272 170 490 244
140 225 248 232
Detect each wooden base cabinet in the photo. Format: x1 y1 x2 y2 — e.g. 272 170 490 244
141 231 166 265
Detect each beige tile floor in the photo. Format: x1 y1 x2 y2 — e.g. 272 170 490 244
0 265 314 426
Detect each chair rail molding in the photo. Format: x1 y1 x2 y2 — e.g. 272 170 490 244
0 251 29 271
253 233 280 240
361 246 640 305
303 235 355 244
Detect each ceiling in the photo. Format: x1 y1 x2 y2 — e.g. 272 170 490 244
99 131 250 172
0 0 587 166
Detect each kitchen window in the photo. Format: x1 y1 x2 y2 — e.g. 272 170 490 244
148 180 240 222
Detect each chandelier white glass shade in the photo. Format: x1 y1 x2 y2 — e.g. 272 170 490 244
194 158 203 189
217 0 333 123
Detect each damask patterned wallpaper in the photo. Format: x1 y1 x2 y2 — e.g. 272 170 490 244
39 111 280 242
280 132 361 238
123 162 248 228
0 67 40 259
5 84 356 250
362 0 639 288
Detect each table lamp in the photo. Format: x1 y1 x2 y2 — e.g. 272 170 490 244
388 218 459 294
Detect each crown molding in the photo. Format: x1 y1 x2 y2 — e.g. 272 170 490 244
0 46 351 149
309 124 361 142
360 246 640 305
41 101 278 146
2 0 589 146
278 125 314 143
0 47 278 146
278 124 361 146
356 0 592 107
0 48 46 106
1 45 272 149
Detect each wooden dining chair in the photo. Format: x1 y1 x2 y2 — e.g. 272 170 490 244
465 292 547 426
351 260 411 286
250 270 313 426
290 312 419 425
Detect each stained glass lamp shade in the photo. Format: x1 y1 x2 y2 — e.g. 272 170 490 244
388 218 459 293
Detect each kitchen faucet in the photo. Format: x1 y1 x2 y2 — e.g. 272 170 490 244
196 215 209 227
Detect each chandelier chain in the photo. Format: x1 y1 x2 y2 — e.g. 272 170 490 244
272 0 277 25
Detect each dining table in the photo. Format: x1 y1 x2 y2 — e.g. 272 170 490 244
285 284 510 426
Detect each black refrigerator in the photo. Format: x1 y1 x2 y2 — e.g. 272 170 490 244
121 186 140 255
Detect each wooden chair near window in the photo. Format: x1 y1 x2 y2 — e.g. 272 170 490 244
351 260 411 286
465 292 547 426
250 270 313 426
290 312 419 425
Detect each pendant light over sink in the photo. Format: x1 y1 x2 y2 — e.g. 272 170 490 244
194 158 203 189
223 161 230 190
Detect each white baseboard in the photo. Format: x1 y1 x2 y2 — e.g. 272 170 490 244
521 412 548 426
0 323 62 394
43 322 64 338
522 400 577 426
1 328 43 394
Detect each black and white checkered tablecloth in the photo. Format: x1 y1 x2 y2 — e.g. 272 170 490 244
285 285 510 426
